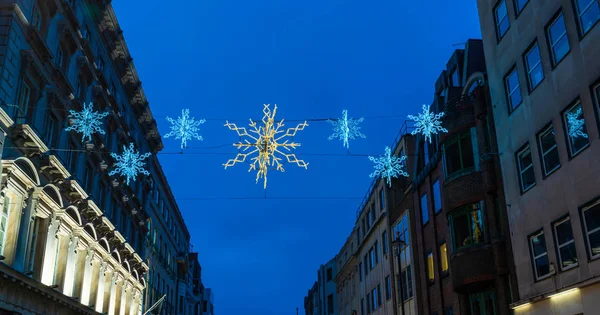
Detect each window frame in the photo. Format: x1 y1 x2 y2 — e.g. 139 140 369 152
439 242 449 275
379 188 385 210
552 216 579 271
514 0 530 16
385 275 391 300
494 0 510 41
443 130 476 181
426 251 435 283
545 10 571 68
573 0 600 37
529 229 551 281
536 123 561 177
433 179 442 214
561 100 590 158
581 199 600 260
449 202 486 251
523 40 545 92
382 230 388 255
505 66 523 113
421 193 429 225
516 143 536 193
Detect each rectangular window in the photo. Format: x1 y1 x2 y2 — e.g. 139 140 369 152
16 80 31 117
377 284 382 306
44 114 57 146
582 201 600 259
524 42 544 90
326 268 332 282
495 0 510 40
440 243 449 273
515 0 529 14
379 189 385 210
371 288 377 311
505 67 522 111
426 252 435 282
55 47 64 68
401 265 413 301
421 194 429 225
357 227 361 243
362 218 366 235
450 68 460 87
359 262 363 281
537 125 560 176
553 217 578 270
546 12 570 66
370 204 376 224
369 247 375 269
374 241 379 263
450 203 485 251
364 254 369 275
469 290 497 315
574 0 600 35
382 230 388 255
366 211 372 229
444 131 475 179
563 101 589 156
96 56 104 70
530 231 550 280
433 179 442 213
0 197 10 255
81 24 89 39
361 299 365 315
385 276 391 300
327 294 334 314
517 144 536 192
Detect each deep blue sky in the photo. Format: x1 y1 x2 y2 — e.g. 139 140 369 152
112 1 481 314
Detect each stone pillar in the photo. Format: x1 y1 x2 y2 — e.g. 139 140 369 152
12 188 39 273
95 261 108 313
80 248 96 306
40 216 60 286
129 289 139 315
119 281 130 315
62 229 81 296
108 272 120 315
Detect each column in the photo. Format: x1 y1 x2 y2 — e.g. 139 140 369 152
108 272 120 315
95 261 108 313
62 229 81 296
12 189 39 272
80 248 96 306
40 216 60 286
129 290 139 315
119 281 130 315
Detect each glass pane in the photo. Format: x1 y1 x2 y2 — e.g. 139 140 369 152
565 104 589 154
427 253 434 280
510 88 522 109
484 292 497 315
554 35 570 63
471 209 484 244
461 135 475 169
555 220 574 245
580 1 600 34
540 128 557 153
535 255 550 277
507 70 519 91
445 141 461 176
526 45 541 70
519 148 532 168
543 147 560 174
471 297 482 315
588 230 600 256
453 213 471 249
499 19 510 37
433 180 442 212
522 165 536 190
529 63 544 88
586 205 600 231
440 243 449 272
421 194 429 224
531 233 547 257
550 15 567 43
559 242 578 268
495 1 507 20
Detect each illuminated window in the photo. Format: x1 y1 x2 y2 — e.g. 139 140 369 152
0 196 11 255
426 252 435 282
546 12 570 66
432 179 442 213
553 217 578 270
450 203 485 251
562 101 589 156
537 125 560 176
517 144 536 192
440 243 449 273
529 230 550 280
495 0 510 40
371 288 377 311
421 194 429 225
574 0 600 35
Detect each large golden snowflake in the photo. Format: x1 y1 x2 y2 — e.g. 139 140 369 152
223 104 309 188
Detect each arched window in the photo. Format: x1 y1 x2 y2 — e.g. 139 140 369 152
66 207 82 225
84 224 97 240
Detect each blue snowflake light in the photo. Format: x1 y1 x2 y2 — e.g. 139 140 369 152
566 107 588 139
408 104 447 144
164 109 206 149
368 146 408 187
327 109 365 149
64 102 110 142
108 143 152 185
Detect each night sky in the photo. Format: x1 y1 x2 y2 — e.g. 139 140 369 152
111 1 481 314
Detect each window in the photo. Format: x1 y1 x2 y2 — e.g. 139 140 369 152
401 265 413 301
440 243 449 273
31 7 42 31
96 56 104 70
327 294 334 314
524 42 544 90
505 67 522 111
495 0 510 40
359 262 363 281
16 80 32 117
366 211 372 229
361 299 365 315
563 102 589 156
366 293 371 313
357 227 361 243
326 268 332 282
546 12 570 66
179 296 184 312
379 189 385 210
517 144 536 192
529 230 550 280
553 217 578 270
421 194 429 225
44 114 58 146
374 241 379 263
450 203 485 251
364 254 368 275
574 0 600 35
469 290 497 315
371 288 377 311
370 204 376 224
377 284 382 306
81 24 89 39
433 179 442 213
444 131 475 179
514 0 529 14
382 230 388 255
369 247 375 269
537 125 560 176
423 141 429 163
426 252 435 282
450 68 460 87
55 46 64 69
385 276 391 300
0 196 10 255
582 201 600 259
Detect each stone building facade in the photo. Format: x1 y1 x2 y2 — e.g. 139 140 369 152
0 0 205 314
475 0 600 314
334 229 358 315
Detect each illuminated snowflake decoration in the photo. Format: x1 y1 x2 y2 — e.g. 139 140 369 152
566 107 588 139
164 109 206 150
64 102 110 142
109 143 152 186
327 109 366 149
368 146 408 187
223 104 308 189
408 104 447 144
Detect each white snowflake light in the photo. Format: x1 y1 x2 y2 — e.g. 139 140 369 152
408 104 447 144
327 109 366 149
109 143 152 185
566 107 588 139
368 146 408 187
164 109 206 149
64 102 110 142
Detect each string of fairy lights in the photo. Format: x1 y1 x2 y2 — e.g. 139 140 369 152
7 102 450 189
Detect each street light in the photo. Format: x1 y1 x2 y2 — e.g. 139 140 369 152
391 231 406 315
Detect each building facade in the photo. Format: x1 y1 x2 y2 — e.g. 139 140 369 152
334 229 359 315
201 288 214 315
475 0 600 314
318 257 338 315
304 281 320 315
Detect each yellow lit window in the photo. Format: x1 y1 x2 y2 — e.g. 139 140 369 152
440 243 448 272
427 252 435 281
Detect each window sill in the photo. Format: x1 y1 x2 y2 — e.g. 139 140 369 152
520 183 536 195
559 263 579 272
568 143 590 161
550 50 571 70
528 77 545 95
534 273 552 283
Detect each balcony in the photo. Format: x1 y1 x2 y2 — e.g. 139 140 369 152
443 171 485 210
439 94 476 143
450 244 496 294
